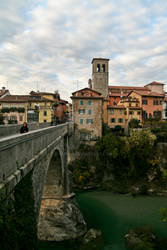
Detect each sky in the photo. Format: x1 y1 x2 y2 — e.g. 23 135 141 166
0 0 167 101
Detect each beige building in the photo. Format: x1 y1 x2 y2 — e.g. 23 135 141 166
71 88 103 140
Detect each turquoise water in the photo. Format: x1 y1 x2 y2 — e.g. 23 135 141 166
39 191 167 250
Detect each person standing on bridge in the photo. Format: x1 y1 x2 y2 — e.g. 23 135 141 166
20 122 29 133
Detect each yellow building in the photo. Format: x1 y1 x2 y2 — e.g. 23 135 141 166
27 95 53 123
107 96 142 130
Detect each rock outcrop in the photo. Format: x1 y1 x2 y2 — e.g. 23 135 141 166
38 198 87 241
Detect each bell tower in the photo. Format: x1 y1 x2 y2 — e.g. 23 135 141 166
91 58 109 97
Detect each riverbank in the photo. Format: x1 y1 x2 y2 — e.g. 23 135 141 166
39 190 167 250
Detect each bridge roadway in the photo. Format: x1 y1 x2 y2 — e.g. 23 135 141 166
0 122 74 207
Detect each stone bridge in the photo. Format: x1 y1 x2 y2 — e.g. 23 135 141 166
0 123 86 241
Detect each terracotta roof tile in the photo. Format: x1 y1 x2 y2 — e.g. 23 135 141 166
128 90 164 97
145 81 164 86
107 105 125 109
108 86 149 91
0 95 53 102
72 87 102 96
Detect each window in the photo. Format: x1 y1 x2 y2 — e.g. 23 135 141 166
149 113 152 119
88 100 92 105
136 103 138 107
160 100 162 105
4 116 9 121
118 118 123 123
102 64 105 72
153 111 162 120
86 119 93 124
10 116 17 121
120 110 122 115
142 110 147 120
80 119 84 124
44 120 47 122
19 116 23 121
137 111 140 115
80 100 84 105
87 133 91 140
153 99 159 105
110 118 115 123
78 109 85 114
97 64 100 72
113 101 117 105
44 111 47 116
129 103 131 107
129 111 133 115
124 111 127 115
109 109 114 114
81 92 84 96
142 99 148 105
88 109 91 115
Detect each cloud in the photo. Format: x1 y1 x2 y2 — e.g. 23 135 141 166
0 0 167 101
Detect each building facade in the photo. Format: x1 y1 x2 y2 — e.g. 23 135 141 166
71 58 166 140
71 88 103 140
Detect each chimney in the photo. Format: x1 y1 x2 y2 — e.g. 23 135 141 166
88 79 92 89
2 87 6 93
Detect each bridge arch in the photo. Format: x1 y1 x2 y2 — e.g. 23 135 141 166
43 149 64 198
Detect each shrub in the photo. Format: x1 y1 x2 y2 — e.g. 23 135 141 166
129 118 140 128
139 184 148 195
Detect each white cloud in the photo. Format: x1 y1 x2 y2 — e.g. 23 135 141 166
0 0 167 101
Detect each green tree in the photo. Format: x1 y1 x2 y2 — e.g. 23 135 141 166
95 132 129 177
127 130 159 178
129 118 140 128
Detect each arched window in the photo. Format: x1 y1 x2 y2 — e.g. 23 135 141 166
102 64 105 72
97 64 100 72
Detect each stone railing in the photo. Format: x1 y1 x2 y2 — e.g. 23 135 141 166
0 122 51 137
0 122 73 188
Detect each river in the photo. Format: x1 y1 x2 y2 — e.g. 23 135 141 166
39 191 167 250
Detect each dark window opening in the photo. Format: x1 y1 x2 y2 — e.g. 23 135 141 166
142 110 147 120
142 99 148 105
102 64 105 72
97 64 100 72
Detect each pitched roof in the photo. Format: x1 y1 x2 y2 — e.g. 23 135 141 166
0 95 53 102
145 81 164 86
72 87 102 96
59 99 68 104
108 85 149 91
91 58 109 63
0 95 29 102
128 90 164 97
30 91 55 95
71 96 103 100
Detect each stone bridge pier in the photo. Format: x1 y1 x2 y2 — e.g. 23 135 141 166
0 123 86 242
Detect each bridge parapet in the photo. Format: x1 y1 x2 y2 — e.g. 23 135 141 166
0 122 74 196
